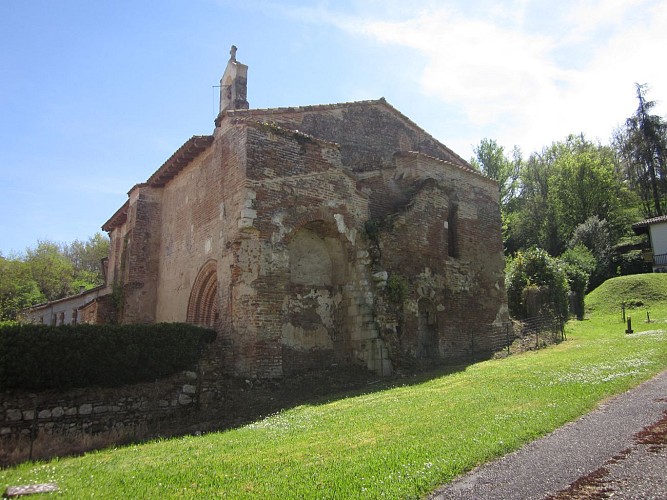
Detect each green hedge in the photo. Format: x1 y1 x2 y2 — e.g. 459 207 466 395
0 323 216 391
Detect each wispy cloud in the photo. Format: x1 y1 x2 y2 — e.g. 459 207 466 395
283 0 667 153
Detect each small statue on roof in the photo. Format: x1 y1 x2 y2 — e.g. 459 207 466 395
230 45 237 62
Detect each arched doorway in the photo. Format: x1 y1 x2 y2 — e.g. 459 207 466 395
187 260 219 328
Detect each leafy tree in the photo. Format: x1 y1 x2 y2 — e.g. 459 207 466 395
507 135 626 256
506 147 560 255
559 245 596 319
471 139 525 253
550 135 626 241
0 234 110 319
0 257 44 320
15 234 110 304
505 248 569 320
614 83 667 217
24 241 76 301
64 233 110 288
568 216 613 290
471 138 521 212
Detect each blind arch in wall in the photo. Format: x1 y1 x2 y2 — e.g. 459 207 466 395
187 260 219 328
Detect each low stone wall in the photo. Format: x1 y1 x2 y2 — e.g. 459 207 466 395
0 363 384 466
0 370 210 447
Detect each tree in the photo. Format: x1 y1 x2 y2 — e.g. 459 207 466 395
24 241 76 301
614 83 667 217
64 233 110 288
559 245 596 319
505 248 569 320
549 135 627 243
505 146 561 255
0 234 110 316
507 135 626 256
0 257 44 320
471 138 521 212
568 216 613 290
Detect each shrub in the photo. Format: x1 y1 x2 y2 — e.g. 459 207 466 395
568 216 613 290
613 249 650 276
386 274 408 304
0 323 216 391
560 245 595 319
506 248 569 320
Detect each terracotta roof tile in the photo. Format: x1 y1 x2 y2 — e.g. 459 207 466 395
632 215 667 234
146 135 214 187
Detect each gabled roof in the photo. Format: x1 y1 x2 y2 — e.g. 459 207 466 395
102 135 214 232
632 215 667 235
103 99 472 232
102 200 129 232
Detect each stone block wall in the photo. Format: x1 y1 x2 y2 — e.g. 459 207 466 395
0 371 206 446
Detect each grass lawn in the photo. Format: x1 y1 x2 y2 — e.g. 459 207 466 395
2 275 667 498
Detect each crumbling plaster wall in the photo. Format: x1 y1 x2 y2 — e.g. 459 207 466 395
233 122 391 376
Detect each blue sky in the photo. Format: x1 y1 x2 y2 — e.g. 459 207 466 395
1 0 666 255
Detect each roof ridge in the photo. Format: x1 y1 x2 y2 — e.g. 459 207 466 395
218 98 472 169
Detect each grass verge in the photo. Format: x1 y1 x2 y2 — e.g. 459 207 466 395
2 279 667 498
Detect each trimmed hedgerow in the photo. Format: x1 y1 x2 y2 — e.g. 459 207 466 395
0 323 216 391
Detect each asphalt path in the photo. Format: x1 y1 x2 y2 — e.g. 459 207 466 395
430 369 667 499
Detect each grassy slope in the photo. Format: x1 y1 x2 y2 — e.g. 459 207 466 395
2 275 667 499
586 273 667 314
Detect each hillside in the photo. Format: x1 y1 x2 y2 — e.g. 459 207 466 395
586 273 667 314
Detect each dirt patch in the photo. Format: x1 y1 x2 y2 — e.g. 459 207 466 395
544 467 613 499
634 408 667 453
544 409 667 499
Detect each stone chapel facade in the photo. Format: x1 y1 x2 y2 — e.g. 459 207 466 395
27 50 509 378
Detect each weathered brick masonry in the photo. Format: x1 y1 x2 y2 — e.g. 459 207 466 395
24 49 509 378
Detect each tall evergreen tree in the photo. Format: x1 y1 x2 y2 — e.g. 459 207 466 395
615 83 667 217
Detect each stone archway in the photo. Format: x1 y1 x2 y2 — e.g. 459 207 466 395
187 260 219 328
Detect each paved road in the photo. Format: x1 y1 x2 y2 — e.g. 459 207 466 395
430 369 667 499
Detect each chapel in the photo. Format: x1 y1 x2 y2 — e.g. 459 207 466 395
27 48 510 377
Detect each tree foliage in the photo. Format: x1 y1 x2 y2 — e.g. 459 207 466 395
0 233 109 320
471 138 521 212
0 258 44 321
497 135 627 256
614 83 667 217
505 248 569 320
559 245 596 319
24 241 76 301
568 216 613 290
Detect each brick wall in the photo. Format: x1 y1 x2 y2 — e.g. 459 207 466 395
121 186 163 324
105 104 507 378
